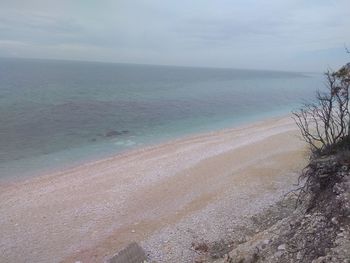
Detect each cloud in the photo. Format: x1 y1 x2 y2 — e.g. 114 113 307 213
0 0 349 71
0 10 86 46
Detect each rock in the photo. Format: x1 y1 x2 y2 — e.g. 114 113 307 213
105 130 121 137
231 253 259 263
263 239 270 245
274 251 284 258
311 256 327 263
237 236 247 243
194 255 207 263
107 242 147 263
319 174 330 178
331 217 338 225
192 242 209 253
212 162 350 263
104 130 130 137
277 244 286 250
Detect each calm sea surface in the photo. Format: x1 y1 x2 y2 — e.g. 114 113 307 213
0 58 322 180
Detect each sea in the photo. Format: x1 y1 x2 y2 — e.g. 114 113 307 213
0 57 323 180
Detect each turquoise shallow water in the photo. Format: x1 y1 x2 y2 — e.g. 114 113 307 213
0 58 322 180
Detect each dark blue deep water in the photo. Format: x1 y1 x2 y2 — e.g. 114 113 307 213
0 58 322 179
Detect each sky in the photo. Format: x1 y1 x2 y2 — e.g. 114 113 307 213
0 0 349 71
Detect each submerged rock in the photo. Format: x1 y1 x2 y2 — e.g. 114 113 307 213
103 130 130 137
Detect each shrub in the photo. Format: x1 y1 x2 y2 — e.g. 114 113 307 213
293 63 350 156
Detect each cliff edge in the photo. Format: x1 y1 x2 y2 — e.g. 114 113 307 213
207 154 350 263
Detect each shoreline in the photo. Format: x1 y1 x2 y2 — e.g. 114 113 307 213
0 111 289 188
1 114 290 186
0 115 308 262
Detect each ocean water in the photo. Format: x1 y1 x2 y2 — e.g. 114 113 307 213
0 58 322 180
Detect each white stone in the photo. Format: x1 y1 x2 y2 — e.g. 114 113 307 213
263 239 270 245
331 217 338 224
277 244 286 250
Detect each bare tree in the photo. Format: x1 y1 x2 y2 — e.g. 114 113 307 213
293 65 350 155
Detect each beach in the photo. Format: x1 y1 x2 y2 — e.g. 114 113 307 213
0 116 308 263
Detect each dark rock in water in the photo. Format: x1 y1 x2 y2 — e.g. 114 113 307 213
104 130 130 137
107 242 147 263
105 130 121 137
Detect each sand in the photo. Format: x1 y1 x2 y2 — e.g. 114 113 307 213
0 116 308 263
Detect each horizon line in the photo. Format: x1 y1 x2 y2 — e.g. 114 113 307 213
0 56 322 75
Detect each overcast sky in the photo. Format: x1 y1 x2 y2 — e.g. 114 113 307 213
0 0 349 71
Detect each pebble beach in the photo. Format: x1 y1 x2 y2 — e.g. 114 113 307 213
0 116 308 263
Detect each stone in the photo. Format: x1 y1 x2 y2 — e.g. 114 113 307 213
277 244 286 250
194 255 207 263
104 130 130 137
274 251 284 258
105 130 122 137
319 174 330 178
263 239 270 245
331 217 338 225
107 242 147 263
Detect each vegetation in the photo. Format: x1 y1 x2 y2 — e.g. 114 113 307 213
292 61 350 209
293 63 350 156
